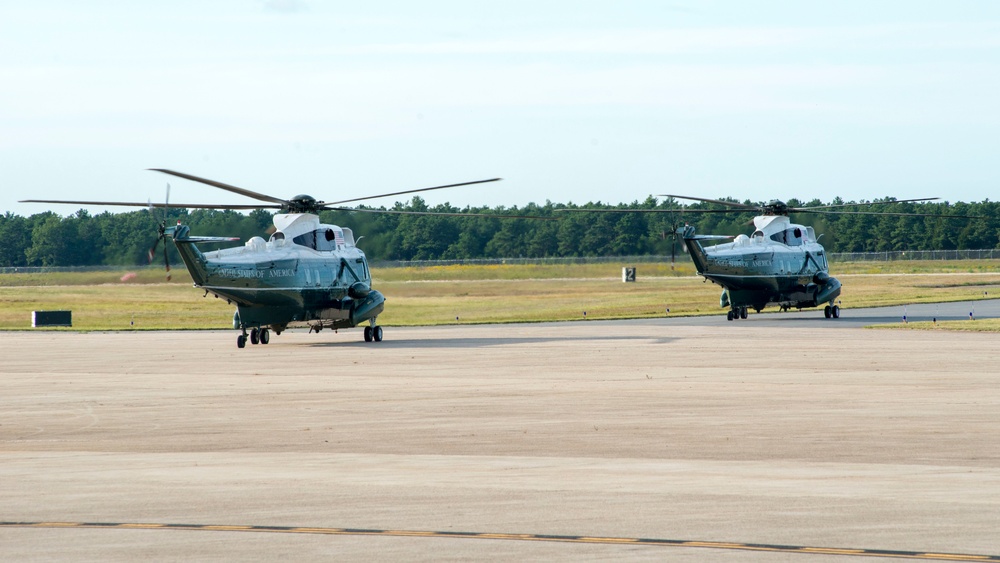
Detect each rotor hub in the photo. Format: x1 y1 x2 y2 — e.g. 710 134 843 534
762 200 789 215
287 194 321 213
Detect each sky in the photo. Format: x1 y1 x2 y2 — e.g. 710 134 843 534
4 1 1000 217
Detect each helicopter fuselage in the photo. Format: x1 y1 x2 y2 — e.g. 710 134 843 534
170 212 385 337
19 168 508 348
681 214 842 317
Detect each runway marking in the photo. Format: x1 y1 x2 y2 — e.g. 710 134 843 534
2 521 998 560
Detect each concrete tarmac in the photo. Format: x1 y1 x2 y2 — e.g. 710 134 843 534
2 301 1000 561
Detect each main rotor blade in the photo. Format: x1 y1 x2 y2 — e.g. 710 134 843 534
555 208 736 214
325 206 555 220
325 178 502 206
149 169 289 206
20 199 276 210
792 197 940 211
657 194 761 210
801 209 985 219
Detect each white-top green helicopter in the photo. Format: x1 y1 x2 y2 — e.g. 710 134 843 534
564 195 978 321
23 169 534 348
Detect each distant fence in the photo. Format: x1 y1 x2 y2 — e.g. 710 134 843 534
370 255 679 268
0 265 138 274
3 249 1000 274
828 249 1000 262
376 250 1000 267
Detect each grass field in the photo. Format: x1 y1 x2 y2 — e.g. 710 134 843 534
2 260 1000 331
872 319 1000 332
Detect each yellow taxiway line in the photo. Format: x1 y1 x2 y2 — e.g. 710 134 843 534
1 521 997 561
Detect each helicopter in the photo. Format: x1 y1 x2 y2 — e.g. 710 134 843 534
562 195 977 321
22 169 533 348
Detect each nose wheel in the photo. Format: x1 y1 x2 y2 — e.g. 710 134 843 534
364 325 384 342
364 317 383 342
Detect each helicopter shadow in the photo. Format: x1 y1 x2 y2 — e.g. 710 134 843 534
755 315 918 325
742 312 997 327
302 334 677 349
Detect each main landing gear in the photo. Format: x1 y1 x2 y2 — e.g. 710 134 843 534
824 304 841 319
727 306 749 321
363 318 384 343
237 326 271 348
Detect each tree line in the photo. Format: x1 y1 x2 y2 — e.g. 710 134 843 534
1 196 997 267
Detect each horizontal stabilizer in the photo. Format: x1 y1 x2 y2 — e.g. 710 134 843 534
163 224 239 244
174 235 241 244
686 234 734 241
675 225 734 241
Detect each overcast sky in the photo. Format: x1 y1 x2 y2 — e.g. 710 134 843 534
4 1 1000 216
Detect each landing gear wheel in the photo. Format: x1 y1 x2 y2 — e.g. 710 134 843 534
824 305 832 318
373 325 383 342
740 307 748 319
237 334 246 349
727 310 734 321
832 305 840 319
260 328 270 344
250 328 259 345
364 326 373 342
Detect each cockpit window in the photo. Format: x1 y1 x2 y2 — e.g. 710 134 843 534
293 230 317 249
293 228 342 251
770 227 804 246
316 229 337 251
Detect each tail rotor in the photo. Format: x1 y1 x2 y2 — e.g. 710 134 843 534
670 222 677 270
147 184 172 281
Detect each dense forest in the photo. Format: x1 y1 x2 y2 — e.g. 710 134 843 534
0 196 996 267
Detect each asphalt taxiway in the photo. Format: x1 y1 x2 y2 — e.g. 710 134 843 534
2 301 999 561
